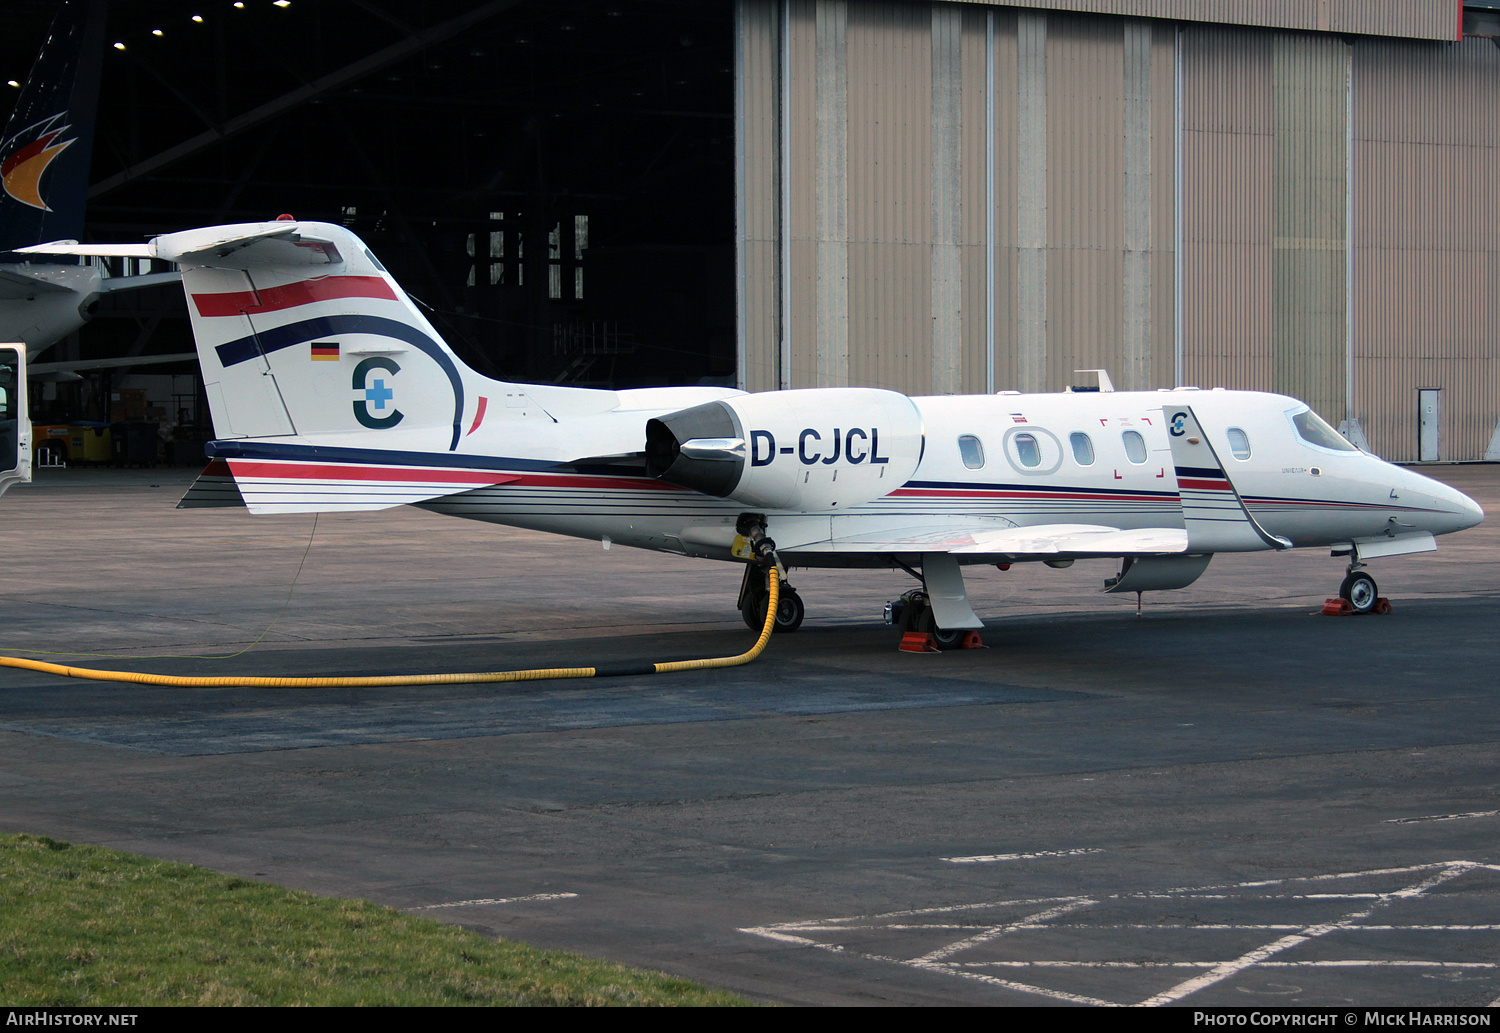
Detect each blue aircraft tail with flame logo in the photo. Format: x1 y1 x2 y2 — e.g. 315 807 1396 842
0 0 108 252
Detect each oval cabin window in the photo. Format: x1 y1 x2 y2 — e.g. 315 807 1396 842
1013 433 1042 468
1070 432 1095 466
1122 430 1147 464
1227 428 1251 460
958 434 985 469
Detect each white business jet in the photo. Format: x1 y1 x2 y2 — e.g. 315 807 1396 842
22 221 1483 645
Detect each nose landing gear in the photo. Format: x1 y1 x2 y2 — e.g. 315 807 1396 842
1324 552 1392 616
1339 569 1379 614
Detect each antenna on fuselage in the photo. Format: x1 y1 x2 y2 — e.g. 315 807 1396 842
1069 369 1115 393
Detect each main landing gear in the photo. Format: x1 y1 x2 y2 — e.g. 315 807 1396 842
884 554 986 652
886 589 969 650
735 514 803 634
739 560 803 633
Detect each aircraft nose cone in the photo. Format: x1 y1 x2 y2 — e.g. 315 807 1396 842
1457 490 1485 530
1423 480 1484 533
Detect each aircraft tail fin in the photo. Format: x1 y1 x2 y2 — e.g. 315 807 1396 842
0 0 108 253
24 219 615 514
1164 404 1291 552
46 220 489 450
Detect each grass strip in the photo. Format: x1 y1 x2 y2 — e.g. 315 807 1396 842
0 833 752 1006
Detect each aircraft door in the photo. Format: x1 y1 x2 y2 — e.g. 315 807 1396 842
0 344 32 499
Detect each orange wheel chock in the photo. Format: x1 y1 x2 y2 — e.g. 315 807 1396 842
1321 597 1394 616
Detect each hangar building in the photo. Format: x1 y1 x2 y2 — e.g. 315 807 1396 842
4 0 1499 462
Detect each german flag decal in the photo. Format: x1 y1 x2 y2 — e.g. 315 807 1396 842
310 342 340 361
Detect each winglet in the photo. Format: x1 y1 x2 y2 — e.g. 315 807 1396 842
1165 405 1291 552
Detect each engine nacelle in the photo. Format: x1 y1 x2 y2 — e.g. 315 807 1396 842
645 388 923 511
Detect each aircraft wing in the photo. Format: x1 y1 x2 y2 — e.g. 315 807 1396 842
0 268 75 299
782 523 1189 557
101 271 181 293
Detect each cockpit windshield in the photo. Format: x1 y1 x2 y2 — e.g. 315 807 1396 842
1290 408 1358 452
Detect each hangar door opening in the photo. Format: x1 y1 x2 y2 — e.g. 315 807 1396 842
34 0 737 392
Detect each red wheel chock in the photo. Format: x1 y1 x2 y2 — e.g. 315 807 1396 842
898 631 987 652
899 632 941 653
1320 597 1393 616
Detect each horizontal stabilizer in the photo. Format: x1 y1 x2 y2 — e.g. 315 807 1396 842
17 241 154 259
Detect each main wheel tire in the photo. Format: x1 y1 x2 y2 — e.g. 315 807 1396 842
1339 570 1379 614
743 586 805 633
740 598 763 631
930 627 964 650
897 591 929 633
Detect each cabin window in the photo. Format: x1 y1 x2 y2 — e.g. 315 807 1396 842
1227 428 1251 460
1291 408 1357 452
958 434 985 469
1013 433 1041 468
1070 432 1095 466
1122 430 1147 464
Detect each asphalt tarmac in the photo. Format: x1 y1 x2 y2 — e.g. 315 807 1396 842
1 463 1497 1007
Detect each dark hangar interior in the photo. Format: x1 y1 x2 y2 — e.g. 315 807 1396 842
1 0 736 431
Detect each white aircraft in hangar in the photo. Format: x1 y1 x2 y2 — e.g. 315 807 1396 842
21 220 1484 646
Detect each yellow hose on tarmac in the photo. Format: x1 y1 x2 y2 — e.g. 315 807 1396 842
0 570 780 688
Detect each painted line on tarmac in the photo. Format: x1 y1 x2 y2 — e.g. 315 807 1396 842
943 847 1103 864
743 860 1500 1007
1384 809 1499 825
410 892 579 910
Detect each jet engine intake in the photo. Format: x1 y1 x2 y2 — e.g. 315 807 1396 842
646 388 923 511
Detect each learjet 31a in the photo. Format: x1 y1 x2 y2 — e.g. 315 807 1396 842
23 221 1483 645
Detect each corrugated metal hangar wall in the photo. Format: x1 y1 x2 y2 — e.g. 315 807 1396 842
732 0 1500 462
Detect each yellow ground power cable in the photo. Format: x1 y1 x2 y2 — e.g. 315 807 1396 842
0 570 780 689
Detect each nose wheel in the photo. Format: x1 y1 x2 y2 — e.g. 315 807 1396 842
1339 570 1379 614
